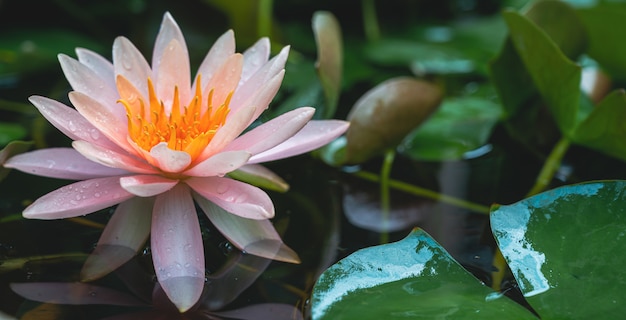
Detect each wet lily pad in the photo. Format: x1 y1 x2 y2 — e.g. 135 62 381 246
311 229 537 319
491 180 626 319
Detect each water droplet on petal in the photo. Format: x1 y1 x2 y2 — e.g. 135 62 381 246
89 129 100 140
68 120 77 132
122 53 132 70
234 194 247 203
216 183 229 194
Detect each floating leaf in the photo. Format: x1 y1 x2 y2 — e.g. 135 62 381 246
313 11 343 119
400 95 503 161
345 77 442 164
491 180 626 319
311 228 537 319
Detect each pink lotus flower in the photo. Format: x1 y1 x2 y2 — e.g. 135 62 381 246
4 12 348 312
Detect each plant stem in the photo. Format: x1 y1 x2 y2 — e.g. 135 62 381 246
351 171 491 215
362 0 381 42
379 150 395 244
526 136 571 197
491 136 571 290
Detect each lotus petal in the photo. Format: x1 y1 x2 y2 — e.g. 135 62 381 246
23 177 134 219
4 148 128 180
187 176 274 220
151 184 204 312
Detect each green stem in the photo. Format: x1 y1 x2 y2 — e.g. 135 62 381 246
352 171 491 215
526 136 571 197
257 0 273 38
379 150 395 244
362 0 381 42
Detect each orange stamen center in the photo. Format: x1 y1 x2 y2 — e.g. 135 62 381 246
118 75 231 161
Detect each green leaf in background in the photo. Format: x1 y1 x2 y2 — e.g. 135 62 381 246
523 0 588 60
311 228 537 319
0 122 27 146
489 0 586 124
577 3 626 82
491 180 626 319
365 15 507 76
572 90 626 161
0 30 105 78
489 37 537 119
312 11 343 119
202 0 281 45
503 10 581 136
400 95 503 161
344 77 442 164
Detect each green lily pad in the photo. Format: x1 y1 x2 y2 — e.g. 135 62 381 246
491 180 626 319
311 228 537 319
400 95 503 161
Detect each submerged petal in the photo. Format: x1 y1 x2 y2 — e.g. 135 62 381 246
4 148 128 180
194 195 300 263
151 184 204 312
186 176 274 220
23 177 134 219
249 120 349 164
10 282 147 307
119 175 178 197
81 197 153 281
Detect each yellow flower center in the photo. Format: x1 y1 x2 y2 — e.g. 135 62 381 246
118 75 231 161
